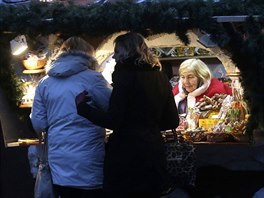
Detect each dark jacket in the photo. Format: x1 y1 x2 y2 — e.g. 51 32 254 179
77 58 179 194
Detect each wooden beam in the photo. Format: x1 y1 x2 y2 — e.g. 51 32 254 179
213 15 260 23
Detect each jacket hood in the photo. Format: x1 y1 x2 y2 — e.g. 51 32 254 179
47 50 98 77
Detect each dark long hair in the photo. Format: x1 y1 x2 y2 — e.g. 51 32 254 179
113 32 161 69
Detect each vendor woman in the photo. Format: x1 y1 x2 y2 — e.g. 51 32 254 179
172 58 232 114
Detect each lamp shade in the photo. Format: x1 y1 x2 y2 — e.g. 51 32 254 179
10 35 28 55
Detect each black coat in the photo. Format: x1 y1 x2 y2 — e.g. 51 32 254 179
77 59 179 194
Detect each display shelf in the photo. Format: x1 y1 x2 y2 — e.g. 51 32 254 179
6 138 39 147
193 141 249 145
23 69 45 74
159 55 217 61
226 71 241 77
19 103 32 108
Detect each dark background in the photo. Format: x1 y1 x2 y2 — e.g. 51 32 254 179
1 121 35 198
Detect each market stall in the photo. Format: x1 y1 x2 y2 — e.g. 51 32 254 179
0 31 251 146
0 2 264 197
0 0 263 147
97 31 251 144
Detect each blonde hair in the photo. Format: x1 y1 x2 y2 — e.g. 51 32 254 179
179 58 212 82
113 32 161 69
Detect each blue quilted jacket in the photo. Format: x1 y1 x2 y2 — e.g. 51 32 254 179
31 51 112 189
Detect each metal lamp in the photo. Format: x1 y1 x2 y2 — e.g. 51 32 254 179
10 35 28 55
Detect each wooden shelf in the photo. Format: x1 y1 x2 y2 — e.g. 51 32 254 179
6 138 40 147
194 141 249 145
226 72 241 77
159 55 217 61
19 103 32 108
23 69 45 74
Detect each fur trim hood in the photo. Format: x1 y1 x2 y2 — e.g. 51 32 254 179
46 50 99 77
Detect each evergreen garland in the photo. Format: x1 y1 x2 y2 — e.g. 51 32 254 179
0 35 24 120
0 0 264 136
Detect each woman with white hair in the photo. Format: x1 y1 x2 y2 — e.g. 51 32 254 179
172 58 232 114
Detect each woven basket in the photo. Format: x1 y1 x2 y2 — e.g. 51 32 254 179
22 58 47 70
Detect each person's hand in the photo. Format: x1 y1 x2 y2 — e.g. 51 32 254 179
75 90 90 106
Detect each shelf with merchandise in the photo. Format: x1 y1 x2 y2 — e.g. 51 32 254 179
150 46 215 61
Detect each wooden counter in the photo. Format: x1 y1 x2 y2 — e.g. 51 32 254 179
194 142 264 171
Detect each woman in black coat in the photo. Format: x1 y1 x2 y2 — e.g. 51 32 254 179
76 32 179 198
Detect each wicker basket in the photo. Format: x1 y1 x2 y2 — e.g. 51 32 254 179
206 132 235 142
22 58 47 70
182 131 207 142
